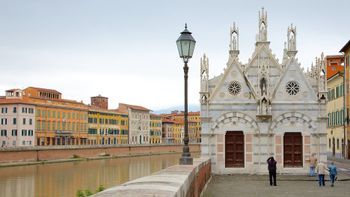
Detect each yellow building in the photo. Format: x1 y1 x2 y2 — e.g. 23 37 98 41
326 55 344 158
173 120 183 144
87 96 128 145
23 87 88 146
340 40 350 158
87 108 128 145
167 111 201 143
150 114 162 144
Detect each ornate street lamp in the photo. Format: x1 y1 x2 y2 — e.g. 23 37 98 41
176 23 196 165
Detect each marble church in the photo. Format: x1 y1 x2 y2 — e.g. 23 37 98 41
200 8 327 174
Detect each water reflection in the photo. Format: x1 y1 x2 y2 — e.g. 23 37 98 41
0 154 198 197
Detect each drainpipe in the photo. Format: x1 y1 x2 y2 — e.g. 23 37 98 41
341 53 347 159
343 57 347 159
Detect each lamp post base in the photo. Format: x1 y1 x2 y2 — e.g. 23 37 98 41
179 156 193 165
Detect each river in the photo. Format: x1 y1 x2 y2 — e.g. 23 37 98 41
0 154 198 197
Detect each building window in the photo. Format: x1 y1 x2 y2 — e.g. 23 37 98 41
1 130 7 136
23 118 26 125
12 129 17 136
337 139 339 150
13 118 16 125
29 119 32 125
13 107 17 113
1 107 8 113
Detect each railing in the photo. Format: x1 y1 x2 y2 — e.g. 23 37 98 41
93 157 211 197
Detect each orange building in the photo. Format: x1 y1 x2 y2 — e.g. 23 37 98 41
161 116 174 144
22 87 89 146
162 111 201 143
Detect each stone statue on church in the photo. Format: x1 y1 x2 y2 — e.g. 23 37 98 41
287 24 296 51
200 54 209 104
260 77 267 96
260 22 267 41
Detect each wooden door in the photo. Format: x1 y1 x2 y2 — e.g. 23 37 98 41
284 132 303 167
225 131 244 167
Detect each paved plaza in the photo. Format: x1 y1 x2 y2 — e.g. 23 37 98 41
203 174 350 197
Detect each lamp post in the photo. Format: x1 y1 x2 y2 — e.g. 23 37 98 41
176 24 196 165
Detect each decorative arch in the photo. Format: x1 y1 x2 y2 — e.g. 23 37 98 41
269 112 316 134
211 112 259 134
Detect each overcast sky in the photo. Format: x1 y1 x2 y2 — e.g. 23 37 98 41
0 0 349 110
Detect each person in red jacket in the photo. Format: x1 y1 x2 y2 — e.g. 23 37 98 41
267 156 277 186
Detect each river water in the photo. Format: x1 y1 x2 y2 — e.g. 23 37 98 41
0 154 198 197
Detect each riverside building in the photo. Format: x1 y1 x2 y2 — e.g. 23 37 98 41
87 95 129 145
340 40 350 159
162 111 201 144
150 113 162 144
118 103 150 144
0 89 35 147
200 8 327 174
22 87 89 146
325 55 344 158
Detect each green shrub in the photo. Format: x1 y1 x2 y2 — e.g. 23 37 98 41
96 185 105 192
76 190 85 197
84 189 93 196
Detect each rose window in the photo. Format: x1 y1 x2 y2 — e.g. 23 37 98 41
228 81 241 95
286 81 300 95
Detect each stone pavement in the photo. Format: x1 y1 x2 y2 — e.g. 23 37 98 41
203 175 350 197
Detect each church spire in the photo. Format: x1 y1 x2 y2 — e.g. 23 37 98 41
257 7 268 42
287 23 297 57
229 22 239 57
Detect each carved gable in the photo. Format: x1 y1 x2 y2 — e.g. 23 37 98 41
272 59 318 102
209 60 255 103
245 44 282 98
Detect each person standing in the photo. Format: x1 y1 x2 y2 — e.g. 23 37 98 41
316 161 327 186
309 153 317 176
328 162 337 187
267 156 277 186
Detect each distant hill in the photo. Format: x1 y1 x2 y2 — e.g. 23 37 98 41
153 104 200 114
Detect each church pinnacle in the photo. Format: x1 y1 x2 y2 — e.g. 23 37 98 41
287 23 297 57
229 22 239 57
257 7 268 42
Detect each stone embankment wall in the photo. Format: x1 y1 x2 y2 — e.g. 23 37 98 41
0 144 200 164
93 157 211 197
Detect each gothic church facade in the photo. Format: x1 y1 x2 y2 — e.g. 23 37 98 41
200 8 327 174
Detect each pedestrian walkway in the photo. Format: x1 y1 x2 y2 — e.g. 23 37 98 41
203 175 350 197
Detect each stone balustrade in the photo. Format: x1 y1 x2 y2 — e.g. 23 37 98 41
93 157 211 197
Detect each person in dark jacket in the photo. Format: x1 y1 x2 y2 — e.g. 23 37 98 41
267 156 277 186
328 162 337 187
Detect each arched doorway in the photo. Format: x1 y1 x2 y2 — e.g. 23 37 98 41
225 131 244 167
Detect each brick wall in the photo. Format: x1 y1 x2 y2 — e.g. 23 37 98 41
0 144 200 163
